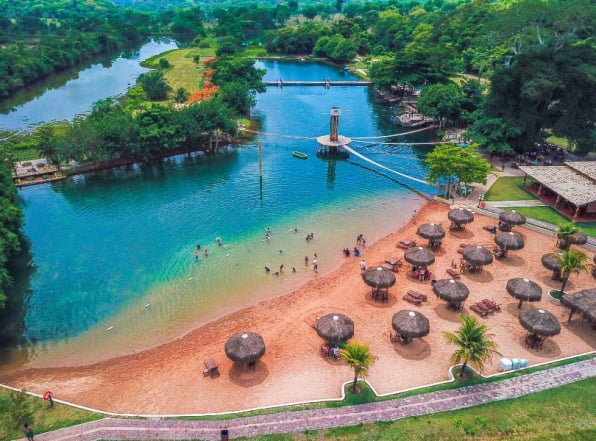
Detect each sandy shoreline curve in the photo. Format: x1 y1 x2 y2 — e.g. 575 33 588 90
0 200 594 415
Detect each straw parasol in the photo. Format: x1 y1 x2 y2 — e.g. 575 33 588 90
391 310 430 344
541 252 563 280
404 246 435 267
416 223 446 240
506 277 542 309
316 313 354 345
462 245 493 267
494 231 525 256
362 266 396 289
225 332 266 365
448 208 475 226
433 279 469 309
499 210 526 229
519 307 561 337
362 266 396 300
568 232 588 246
560 288 596 324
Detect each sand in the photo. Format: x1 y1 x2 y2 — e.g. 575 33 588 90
0 201 594 415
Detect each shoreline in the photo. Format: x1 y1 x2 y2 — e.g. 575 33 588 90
0 200 593 415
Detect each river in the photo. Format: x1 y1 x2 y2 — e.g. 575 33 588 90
2 54 437 368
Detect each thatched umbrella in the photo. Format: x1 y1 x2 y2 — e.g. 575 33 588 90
560 288 596 324
417 223 445 248
391 310 430 344
225 332 266 365
519 307 561 338
499 210 526 231
404 246 435 267
462 245 493 269
433 279 469 309
569 232 588 246
541 252 563 280
448 208 475 227
316 313 354 345
362 266 396 300
494 231 525 256
417 223 446 240
506 277 542 309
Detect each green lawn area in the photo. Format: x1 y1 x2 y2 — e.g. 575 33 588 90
236 378 596 441
143 46 217 94
503 207 596 237
0 388 100 440
483 177 536 201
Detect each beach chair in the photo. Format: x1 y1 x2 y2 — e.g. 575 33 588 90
446 268 460 279
321 345 330 356
482 299 501 312
403 293 422 306
470 303 489 317
407 290 428 302
390 332 398 343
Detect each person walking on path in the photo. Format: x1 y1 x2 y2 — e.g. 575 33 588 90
23 423 34 441
360 259 366 272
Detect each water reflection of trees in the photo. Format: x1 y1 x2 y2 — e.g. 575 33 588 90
0 239 35 348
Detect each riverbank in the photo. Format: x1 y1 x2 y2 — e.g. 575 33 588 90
0 200 593 415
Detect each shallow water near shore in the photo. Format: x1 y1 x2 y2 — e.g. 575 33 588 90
4 60 435 368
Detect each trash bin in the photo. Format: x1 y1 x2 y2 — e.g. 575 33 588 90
221 429 229 441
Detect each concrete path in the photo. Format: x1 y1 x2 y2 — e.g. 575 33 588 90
24 358 595 441
483 200 546 208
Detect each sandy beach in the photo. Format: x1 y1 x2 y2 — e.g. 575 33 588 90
0 201 594 415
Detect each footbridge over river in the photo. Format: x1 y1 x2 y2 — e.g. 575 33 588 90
263 80 373 86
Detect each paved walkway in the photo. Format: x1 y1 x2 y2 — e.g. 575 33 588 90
483 200 546 207
25 358 595 441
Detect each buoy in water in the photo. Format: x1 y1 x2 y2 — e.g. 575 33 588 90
106 326 114 331
144 303 151 308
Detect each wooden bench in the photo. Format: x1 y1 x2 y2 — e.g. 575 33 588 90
407 290 427 301
403 293 422 306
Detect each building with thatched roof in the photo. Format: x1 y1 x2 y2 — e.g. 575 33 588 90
519 162 596 219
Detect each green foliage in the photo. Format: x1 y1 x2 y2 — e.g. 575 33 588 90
138 71 172 101
425 144 490 199
0 390 34 435
339 340 374 392
557 249 588 293
417 83 463 129
443 315 500 377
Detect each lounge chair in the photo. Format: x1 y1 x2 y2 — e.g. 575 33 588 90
446 268 460 279
481 299 501 312
470 303 489 317
407 290 427 301
403 293 422 306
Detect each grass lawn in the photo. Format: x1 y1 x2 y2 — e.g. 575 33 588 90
483 177 536 201
503 207 596 237
0 388 100 440
143 45 217 95
235 378 596 440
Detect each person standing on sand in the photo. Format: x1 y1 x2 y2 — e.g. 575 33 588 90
312 255 318 273
360 259 366 272
23 423 34 441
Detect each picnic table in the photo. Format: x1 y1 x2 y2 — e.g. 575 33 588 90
203 358 220 377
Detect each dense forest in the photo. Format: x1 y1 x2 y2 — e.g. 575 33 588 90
0 0 594 320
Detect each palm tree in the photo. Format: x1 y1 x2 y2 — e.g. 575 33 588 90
557 249 588 293
556 223 578 250
443 315 500 378
339 341 374 393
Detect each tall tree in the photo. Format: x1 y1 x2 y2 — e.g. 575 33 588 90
339 341 374 393
557 249 588 293
443 315 500 378
425 144 490 199
417 83 463 129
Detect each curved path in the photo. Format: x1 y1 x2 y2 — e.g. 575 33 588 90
24 358 594 441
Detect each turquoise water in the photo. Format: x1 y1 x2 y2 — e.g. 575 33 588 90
11 60 435 365
0 39 179 131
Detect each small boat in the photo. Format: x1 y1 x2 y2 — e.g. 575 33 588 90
292 151 308 159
